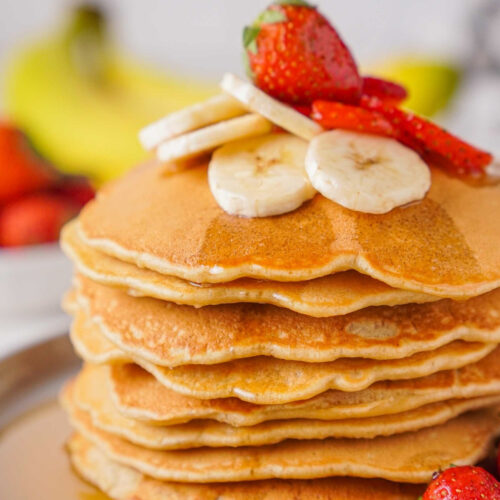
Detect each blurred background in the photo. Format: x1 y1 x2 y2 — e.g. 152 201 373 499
0 0 499 355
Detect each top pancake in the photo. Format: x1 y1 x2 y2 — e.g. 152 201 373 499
62 221 436 317
78 161 500 296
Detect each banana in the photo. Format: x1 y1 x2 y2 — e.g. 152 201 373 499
5 7 216 183
220 73 323 141
139 94 247 150
208 133 316 217
305 130 431 214
157 114 272 163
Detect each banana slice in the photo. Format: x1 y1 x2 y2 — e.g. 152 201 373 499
220 73 323 141
139 94 247 150
156 113 272 163
305 130 431 214
208 133 316 218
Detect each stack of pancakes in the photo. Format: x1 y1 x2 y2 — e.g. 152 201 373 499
60 162 500 499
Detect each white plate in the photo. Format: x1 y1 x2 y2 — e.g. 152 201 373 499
0 243 72 317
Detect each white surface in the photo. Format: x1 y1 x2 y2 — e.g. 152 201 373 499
0 0 475 83
0 312 70 360
446 73 500 156
0 244 72 358
0 244 72 315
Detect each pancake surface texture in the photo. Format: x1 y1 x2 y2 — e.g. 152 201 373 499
73 275 500 365
68 434 425 499
62 221 437 317
78 162 500 295
70 312 497 403
69 313 129 364
70 364 500 449
108 349 500 426
63 391 500 484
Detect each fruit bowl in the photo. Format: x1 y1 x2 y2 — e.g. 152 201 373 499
0 243 72 317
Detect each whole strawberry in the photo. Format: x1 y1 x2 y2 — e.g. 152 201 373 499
244 0 362 105
0 194 79 247
0 123 58 204
55 177 95 208
423 466 500 500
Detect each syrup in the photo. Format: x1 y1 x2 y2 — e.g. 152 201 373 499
0 400 109 500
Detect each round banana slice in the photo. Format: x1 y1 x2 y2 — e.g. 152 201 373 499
220 73 323 141
156 113 272 163
209 133 316 217
306 130 431 214
139 94 247 150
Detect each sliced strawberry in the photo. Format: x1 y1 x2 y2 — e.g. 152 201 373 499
292 105 313 118
362 76 408 105
312 100 396 136
423 466 500 500
244 2 362 105
0 194 79 247
361 96 493 175
0 124 58 204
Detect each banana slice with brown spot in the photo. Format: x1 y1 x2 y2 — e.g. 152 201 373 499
209 133 316 217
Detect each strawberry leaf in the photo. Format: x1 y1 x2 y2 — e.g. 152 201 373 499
244 9 287 56
255 9 287 25
243 26 260 54
242 50 255 80
274 0 312 7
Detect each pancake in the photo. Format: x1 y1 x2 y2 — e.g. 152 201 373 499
70 311 497 403
71 364 500 449
62 393 500 483
78 162 500 296
74 275 500 365
68 434 425 500
109 349 500 426
61 288 79 314
129 343 497 404
62 221 436 317
69 315 129 365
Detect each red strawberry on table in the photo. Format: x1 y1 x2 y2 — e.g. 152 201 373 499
312 100 396 136
244 0 362 105
362 76 408 106
55 177 95 208
361 96 493 175
0 123 58 204
0 194 79 247
422 466 500 500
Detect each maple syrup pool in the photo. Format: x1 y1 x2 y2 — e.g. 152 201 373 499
0 335 109 499
0 400 108 499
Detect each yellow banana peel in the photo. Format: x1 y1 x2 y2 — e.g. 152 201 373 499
5 6 216 183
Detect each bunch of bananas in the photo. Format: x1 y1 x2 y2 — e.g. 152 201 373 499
5 6 216 183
